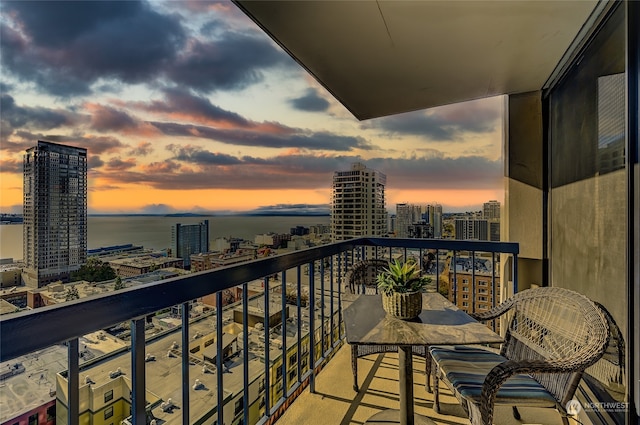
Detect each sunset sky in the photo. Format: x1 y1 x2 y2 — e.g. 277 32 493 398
0 1 504 214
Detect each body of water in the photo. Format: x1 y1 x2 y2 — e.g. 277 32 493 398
0 215 330 261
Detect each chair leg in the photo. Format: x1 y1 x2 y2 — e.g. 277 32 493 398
512 406 521 420
425 350 432 392
351 345 359 392
433 364 441 413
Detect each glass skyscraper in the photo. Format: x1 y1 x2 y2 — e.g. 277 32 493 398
171 220 210 268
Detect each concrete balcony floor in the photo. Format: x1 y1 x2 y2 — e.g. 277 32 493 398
278 343 566 425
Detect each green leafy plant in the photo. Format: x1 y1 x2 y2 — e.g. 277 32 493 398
376 259 431 295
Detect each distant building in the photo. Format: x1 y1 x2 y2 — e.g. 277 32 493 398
489 221 500 242
0 263 23 288
395 203 422 238
331 162 387 241
483 200 501 220
171 220 209 268
308 224 330 235
407 221 433 239
255 233 291 249
191 251 255 272
387 214 396 235
289 225 308 236
428 204 443 238
447 256 500 332
109 256 184 277
23 141 87 287
454 219 489 241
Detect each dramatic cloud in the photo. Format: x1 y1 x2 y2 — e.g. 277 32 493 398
366 98 500 141
1 1 185 96
167 145 242 165
0 139 39 154
165 32 292 92
151 121 372 151
1 94 84 132
0 158 22 174
247 204 330 215
139 88 253 128
289 88 331 112
128 142 153 156
105 157 137 171
88 155 105 169
96 153 500 192
88 104 138 133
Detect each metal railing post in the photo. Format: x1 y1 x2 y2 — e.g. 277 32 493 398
309 261 316 393
67 338 79 425
181 302 190 425
131 318 146 425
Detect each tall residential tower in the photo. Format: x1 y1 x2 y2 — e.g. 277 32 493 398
331 163 387 241
23 141 87 287
171 220 210 268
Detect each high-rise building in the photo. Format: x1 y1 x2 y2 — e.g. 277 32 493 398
427 204 443 238
483 200 500 220
171 220 209 268
331 163 387 241
23 141 87 287
395 203 412 238
454 219 489 241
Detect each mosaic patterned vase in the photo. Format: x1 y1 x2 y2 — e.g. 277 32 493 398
381 291 422 320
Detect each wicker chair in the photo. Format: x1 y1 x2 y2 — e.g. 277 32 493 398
430 287 610 425
344 259 431 392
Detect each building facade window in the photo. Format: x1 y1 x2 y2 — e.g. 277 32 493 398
104 389 113 403
104 406 113 420
46 405 55 421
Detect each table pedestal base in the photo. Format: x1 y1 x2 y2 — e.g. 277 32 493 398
364 409 436 425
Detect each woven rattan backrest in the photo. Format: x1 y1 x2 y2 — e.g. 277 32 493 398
501 287 609 404
347 259 388 295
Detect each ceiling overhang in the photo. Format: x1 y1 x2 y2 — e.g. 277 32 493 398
236 1 598 120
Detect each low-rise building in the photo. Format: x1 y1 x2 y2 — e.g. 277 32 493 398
0 262 23 288
109 256 183 277
446 256 501 332
190 250 255 272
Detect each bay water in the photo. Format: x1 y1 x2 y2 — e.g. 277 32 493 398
0 215 330 261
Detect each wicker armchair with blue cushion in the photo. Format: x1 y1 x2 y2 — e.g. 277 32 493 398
430 286 610 425
344 258 431 392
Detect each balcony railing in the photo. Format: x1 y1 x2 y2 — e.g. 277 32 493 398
0 237 518 425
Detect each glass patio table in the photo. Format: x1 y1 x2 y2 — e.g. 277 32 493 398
343 292 503 425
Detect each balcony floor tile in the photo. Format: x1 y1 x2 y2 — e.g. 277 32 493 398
277 343 566 425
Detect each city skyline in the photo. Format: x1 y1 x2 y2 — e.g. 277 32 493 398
0 1 504 214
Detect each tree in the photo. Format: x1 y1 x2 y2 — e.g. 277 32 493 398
65 286 80 301
114 276 125 290
71 258 116 282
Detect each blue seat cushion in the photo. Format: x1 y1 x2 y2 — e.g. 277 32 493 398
431 346 557 407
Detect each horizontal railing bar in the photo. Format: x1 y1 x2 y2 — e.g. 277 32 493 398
0 237 518 362
360 237 519 254
0 240 358 361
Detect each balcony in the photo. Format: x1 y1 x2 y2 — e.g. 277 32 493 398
1 238 518 425
276 342 567 425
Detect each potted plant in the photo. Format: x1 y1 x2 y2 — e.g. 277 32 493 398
377 259 430 319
